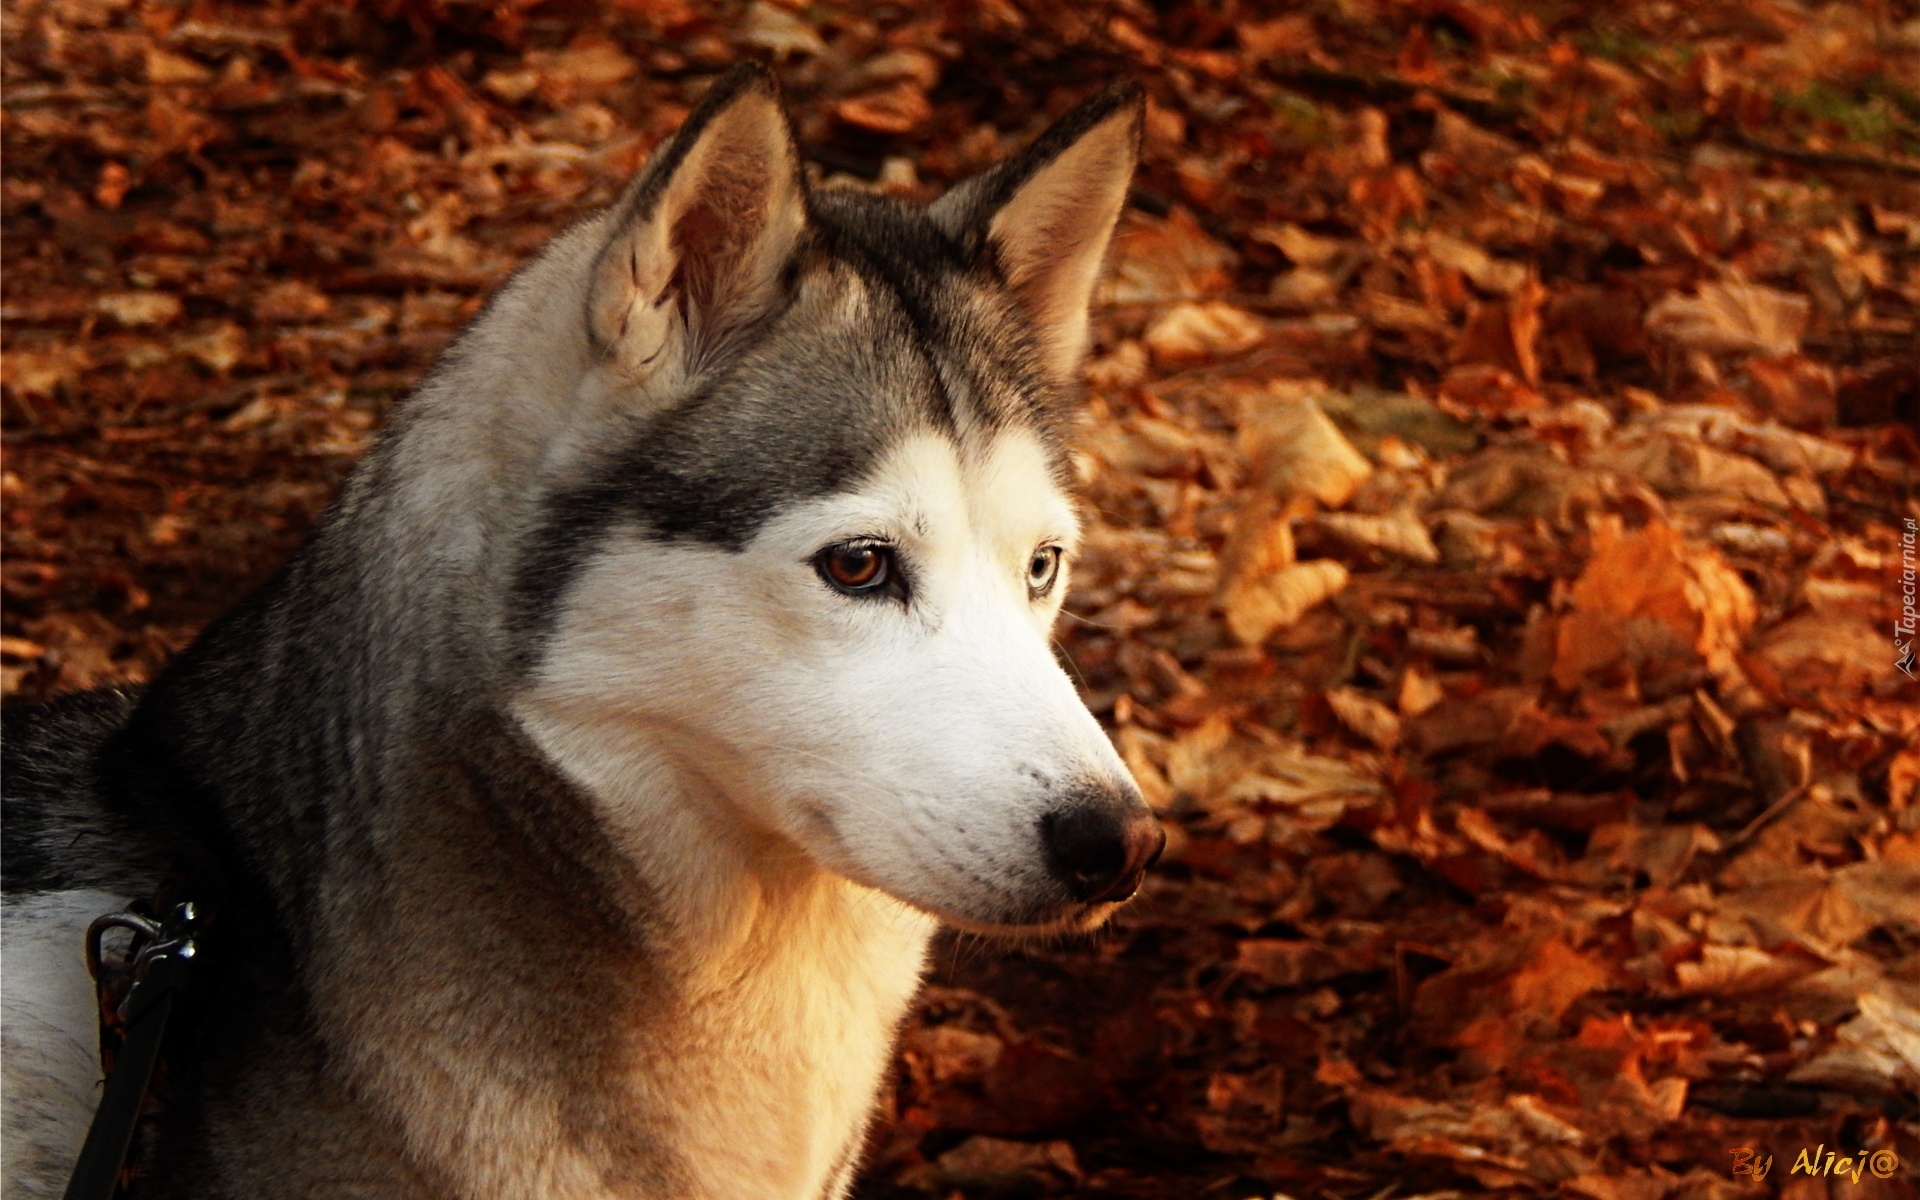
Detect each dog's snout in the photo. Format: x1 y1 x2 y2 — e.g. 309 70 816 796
1040 796 1165 904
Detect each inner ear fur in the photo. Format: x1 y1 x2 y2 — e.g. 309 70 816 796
931 83 1144 379
588 63 807 382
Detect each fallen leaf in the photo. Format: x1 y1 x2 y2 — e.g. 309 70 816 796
1551 519 1757 690
252 280 331 324
1239 390 1374 507
1426 232 1528 295
1098 207 1237 305
146 47 212 86
732 2 827 58
833 82 933 135
94 291 183 328
1317 509 1440 563
1451 273 1546 385
3 345 91 399
1645 281 1810 359
1326 687 1402 749
1143 301 1265 365
1221 559 1349 647
1788 988 1920 1094
1251 222 1348 268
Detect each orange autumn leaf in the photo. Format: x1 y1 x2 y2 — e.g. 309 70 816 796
1551 519 1757 690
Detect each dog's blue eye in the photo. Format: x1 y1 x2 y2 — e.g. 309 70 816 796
1028 546 1062 597
816 542 902 600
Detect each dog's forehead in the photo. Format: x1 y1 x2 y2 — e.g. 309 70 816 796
604 193 1069 546
788 426 1078 552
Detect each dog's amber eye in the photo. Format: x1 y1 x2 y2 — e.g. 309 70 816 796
817 542 893 595
1028 545 1063 596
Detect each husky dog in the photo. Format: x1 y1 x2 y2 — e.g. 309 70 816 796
0 65 1159 1199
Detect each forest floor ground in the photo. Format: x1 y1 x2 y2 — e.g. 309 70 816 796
4 1 1918 1196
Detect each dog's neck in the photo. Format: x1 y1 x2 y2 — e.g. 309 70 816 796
115 615 933 1200
340 696 935 1200
513 697 938 990
471 703 941 1199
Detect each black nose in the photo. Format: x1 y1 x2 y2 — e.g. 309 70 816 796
1040 799 1165 904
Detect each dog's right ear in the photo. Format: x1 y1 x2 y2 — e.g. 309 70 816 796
588 63 806 383
929 84 1143 381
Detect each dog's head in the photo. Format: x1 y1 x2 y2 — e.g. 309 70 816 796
509 65 1159 934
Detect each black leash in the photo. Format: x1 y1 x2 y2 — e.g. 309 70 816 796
64 902 200 1200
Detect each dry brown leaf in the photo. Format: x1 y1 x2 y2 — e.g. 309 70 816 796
1426 232 1528 295
1577 820 1723 890
1221 559 1348 647
1747 353 1837 427
1237 937 1381 988
1350 1088 1587 1170
1239 391 1373 507
1237 13 1318 58
1594 435 1791 509
1218 746 1382 810
1251 222 1347 268
1750 612 1893 698
1507 936 1613 1022
1360 290 1449 335
1644 281 1810 359
1552 519 1757 690
94 291 183 329
1672 944 1824 996
1326 687 1402 749
831 48 941 95
1267 267 1337 311
1317 509 1440 563
1080 414 1200 479
1215 497 1296 602
2 345 91 399
1450 273 1546 385
176 323 245 373
1427 109 1521 173
146 47 213 85
922 1137 1080 1189
252 281 331 324
1397 667 1446 716
1098 207 1237 305
907 1025 1004 1084
1113 726 1173 810
1642 405 1854 476
1438 364 1543 415
732 1 828 57
1143 301 1265 365
1788 988 1920 1094
1720 874 1873 949
833 83 933 135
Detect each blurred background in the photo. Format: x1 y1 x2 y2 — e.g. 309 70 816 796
3 1 1918 1196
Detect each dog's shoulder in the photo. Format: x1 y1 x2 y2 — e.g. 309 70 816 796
2 685 157 896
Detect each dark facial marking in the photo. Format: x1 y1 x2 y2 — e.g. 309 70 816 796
510 190 1077 673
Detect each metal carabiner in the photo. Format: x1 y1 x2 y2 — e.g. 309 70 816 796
83 911 162 986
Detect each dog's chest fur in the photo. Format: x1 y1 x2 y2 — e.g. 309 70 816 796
657 875 933 1199
352 869 932 1200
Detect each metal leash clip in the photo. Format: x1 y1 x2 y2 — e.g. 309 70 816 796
85 903 198 1017
66 901 200 1200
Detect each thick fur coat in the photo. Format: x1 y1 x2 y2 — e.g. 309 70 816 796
1 66 1154 1199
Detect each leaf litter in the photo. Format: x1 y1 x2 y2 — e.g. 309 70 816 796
3 0 1918 1197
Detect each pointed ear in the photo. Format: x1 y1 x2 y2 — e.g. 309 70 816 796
930 84 1143 379
588 63 806 383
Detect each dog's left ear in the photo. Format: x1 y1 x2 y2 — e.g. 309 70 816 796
931 84 1144 379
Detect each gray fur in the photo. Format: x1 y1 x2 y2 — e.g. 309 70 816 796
1 65 1144 1198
